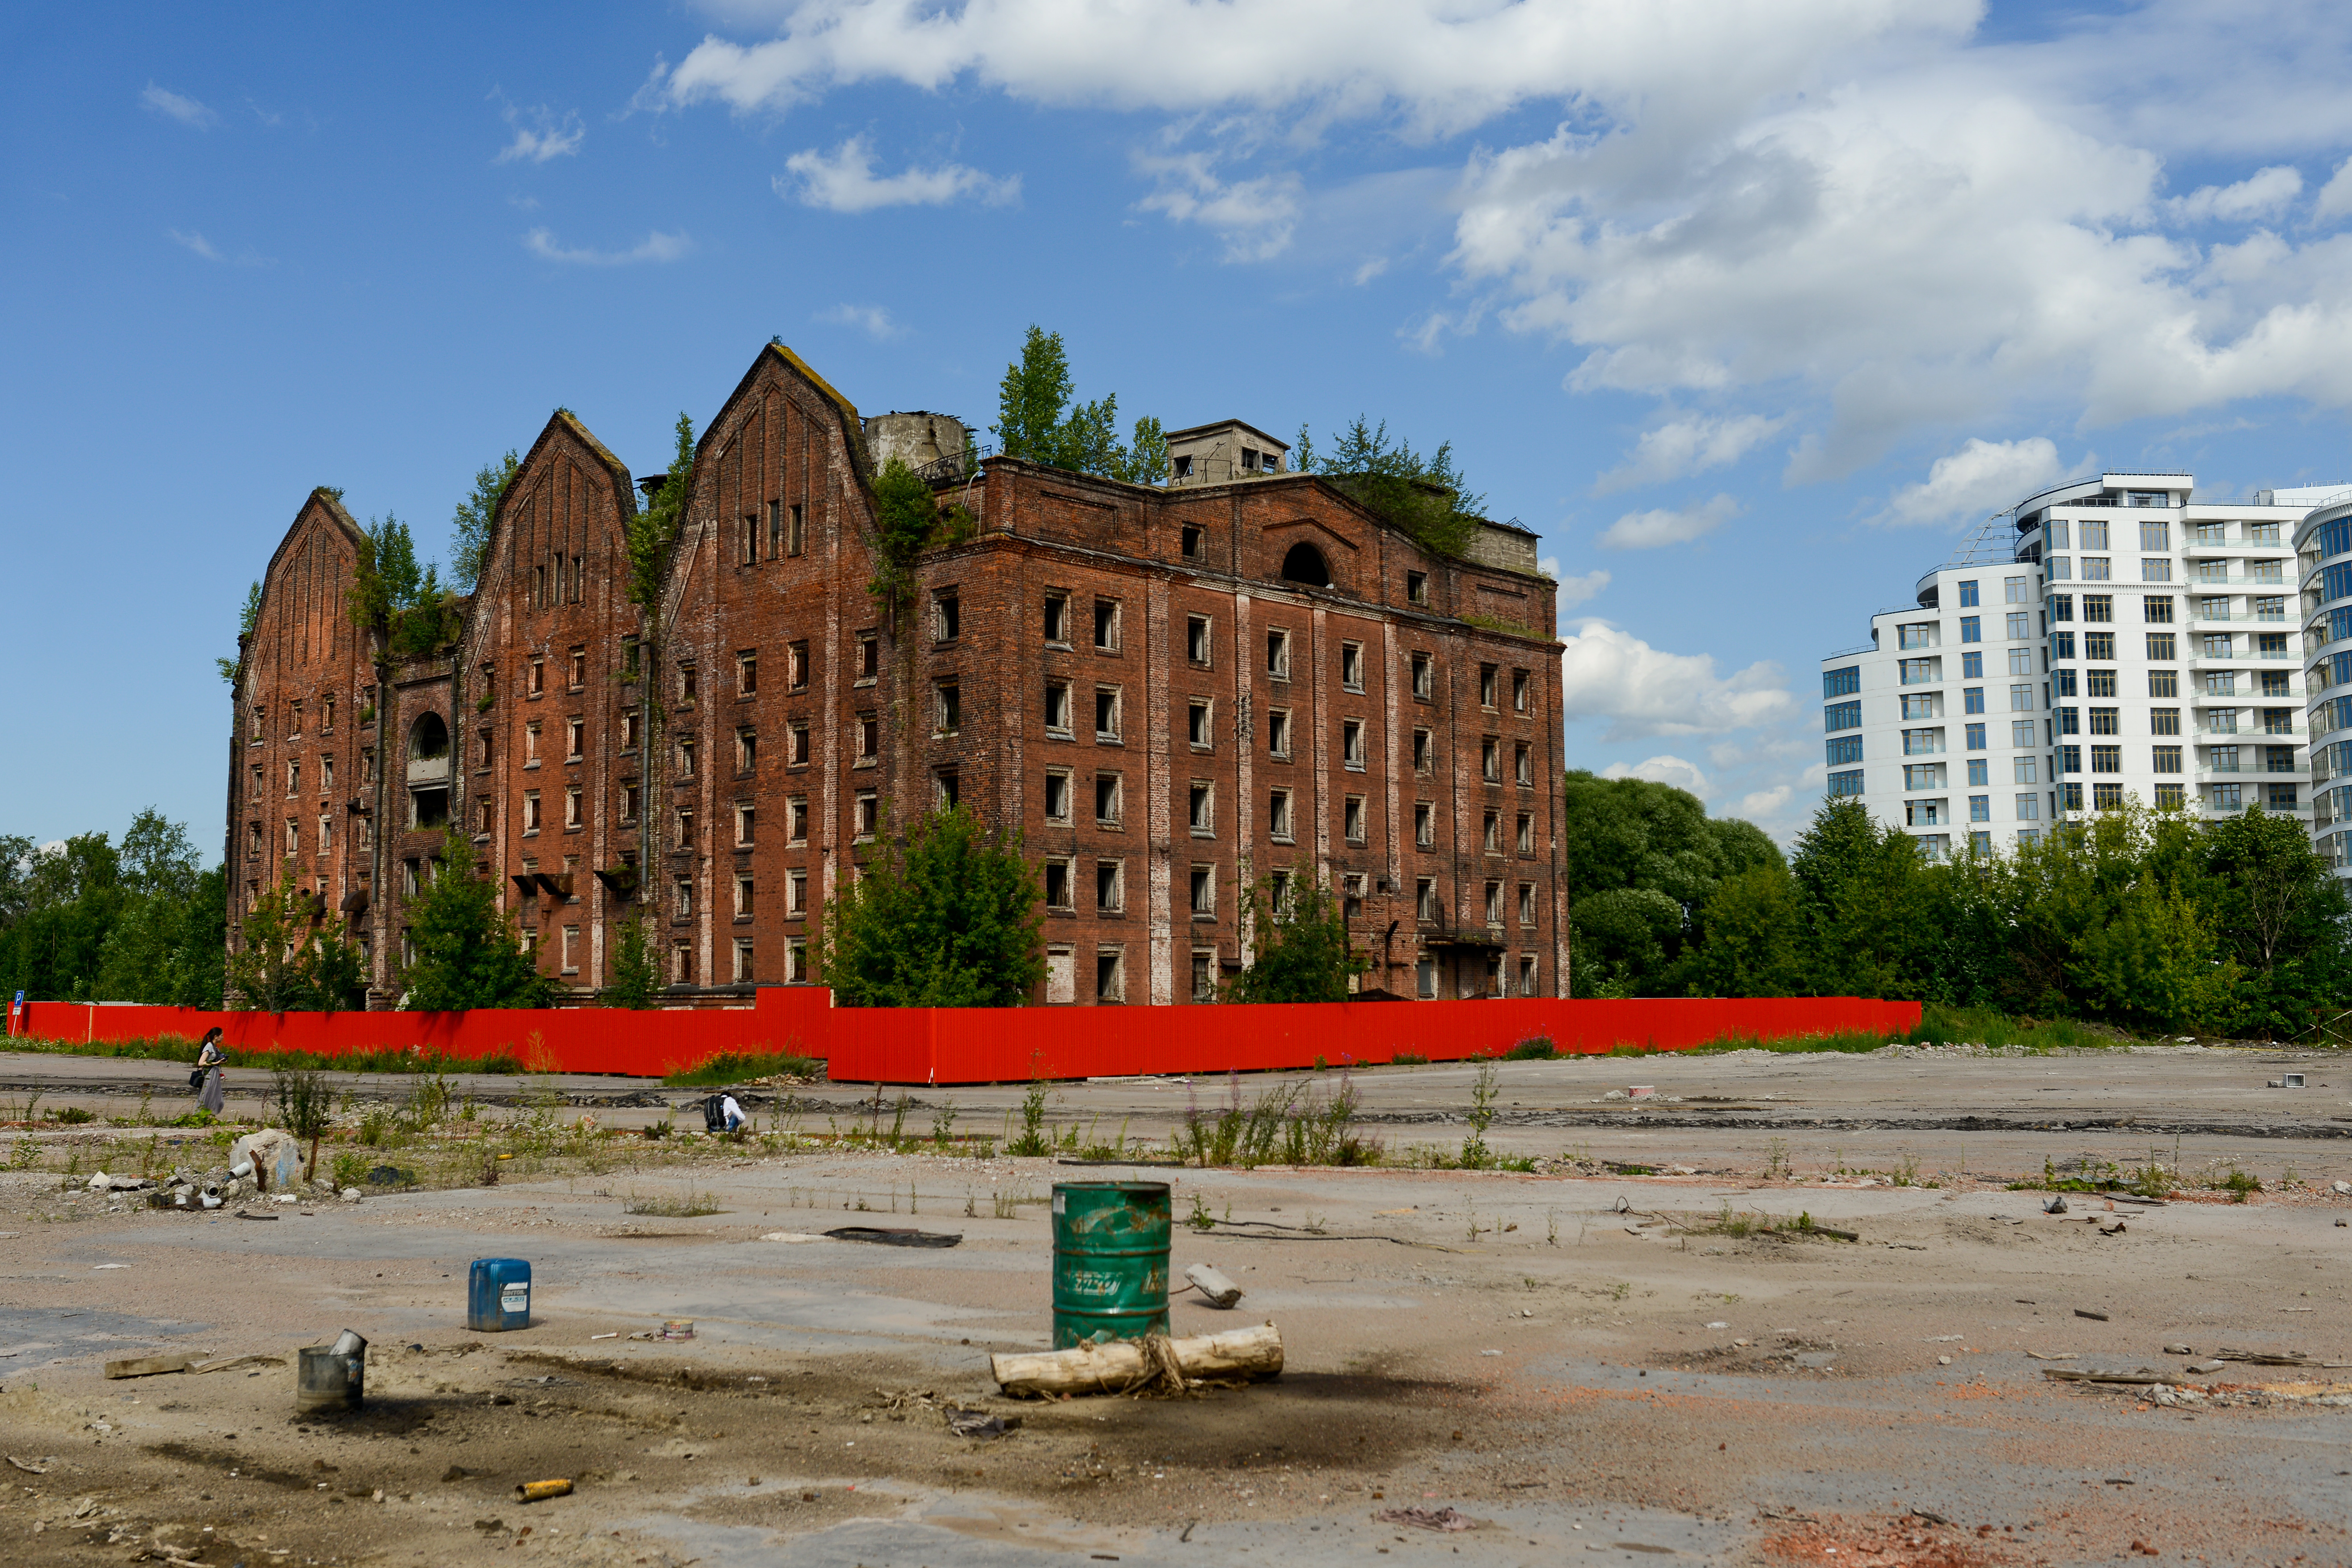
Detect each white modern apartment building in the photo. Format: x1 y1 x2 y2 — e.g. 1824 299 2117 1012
1823 472 2317 859
2293 489 2352 879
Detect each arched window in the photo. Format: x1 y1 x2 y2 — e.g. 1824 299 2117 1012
408 711 450 762
1280 542 1330 588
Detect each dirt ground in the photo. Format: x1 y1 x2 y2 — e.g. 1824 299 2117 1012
2 1043 2349 1567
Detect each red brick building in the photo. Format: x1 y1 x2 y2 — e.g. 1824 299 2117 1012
226 343 1568 1006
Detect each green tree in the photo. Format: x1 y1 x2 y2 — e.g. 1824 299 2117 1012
2200 806 2352 1036
819 804 1046 1007
398 831 555 1011
869 455 944 620
346 512 456 658
1225 878 1367 1004
1292 415 1486 559
216 579 262 684
991 326 1164 482
224 857 367 1012
602 909 661 1009
628 413 695 613
449 449 521 589
1787 797 1932 998
1560 769 1782 996
1680 865 1808 997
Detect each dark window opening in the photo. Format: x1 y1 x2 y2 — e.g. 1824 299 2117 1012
1279 542 1330 587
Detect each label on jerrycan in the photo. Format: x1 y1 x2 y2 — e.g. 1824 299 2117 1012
501 1283 529 1314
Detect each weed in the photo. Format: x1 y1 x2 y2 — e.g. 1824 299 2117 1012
1392 1052 1430 1066
2220 1167 2261 1203
625 1188 723 1217
356 1107 395 1147
1187 1192 1216 1231
1546 1208 1559 1246
1009 1071 1051 1159
45 1106 95 1125
992 1184 1041 1220
1461 1058 1500 1169
931 1098 959 1148
661 1049 824 1088
1891 1150 1919 1188
1609 1281 1631 1302
1505 1036 1557 1061
964 1191 977 1218
1764 1137 1791 1180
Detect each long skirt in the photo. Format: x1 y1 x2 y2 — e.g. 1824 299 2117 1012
200 1068 225 1115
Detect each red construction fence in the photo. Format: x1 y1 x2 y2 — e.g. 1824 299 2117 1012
7 990 1921 1084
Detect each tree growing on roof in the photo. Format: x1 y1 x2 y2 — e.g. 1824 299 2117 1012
1291 416 1487 559
992 325 1167 484
449 448 521 590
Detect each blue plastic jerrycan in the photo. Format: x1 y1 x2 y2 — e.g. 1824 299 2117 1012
468 1258 532 1331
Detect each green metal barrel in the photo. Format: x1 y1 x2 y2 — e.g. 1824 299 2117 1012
1051 1181 1171 1349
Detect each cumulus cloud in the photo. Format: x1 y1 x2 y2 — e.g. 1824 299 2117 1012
1736 784 1793 820
524 228 693 266
1541 559 1610 608
1557 619 1794 742
141 84 215 128
2318 156 2352 221
657 2 2352 472
1600 494 1738 550
1878 437 2064 528
1136 152 1302 261
778 137 1018 211
1595 414 1785 494
496 101 584 165
655 0 1942 135
1600 755 1712 799
2165 165 2301 224
817 303 904 339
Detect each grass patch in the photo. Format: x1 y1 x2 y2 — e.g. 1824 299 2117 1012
1504 1036 1558 1061
5 1035 524 1075
623 1188 723 1217
661 1050 823 1088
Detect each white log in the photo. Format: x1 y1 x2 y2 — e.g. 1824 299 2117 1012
991 1323 1282 1398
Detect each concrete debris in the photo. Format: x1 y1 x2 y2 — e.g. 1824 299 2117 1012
2075 1308 2109 1321
2044 1196 2069 1214
1184 1263 1244 1308
103 1357 194 1380
2162 1343 2194 1355
1378 1506 1477 1532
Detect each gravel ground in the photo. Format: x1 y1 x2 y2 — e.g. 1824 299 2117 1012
0 1044 2348 1567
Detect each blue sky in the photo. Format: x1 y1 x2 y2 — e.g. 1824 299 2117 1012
9 0 2352 858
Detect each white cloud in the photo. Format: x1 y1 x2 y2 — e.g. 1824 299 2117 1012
2318 156 2352 221
2165 165 2301 224
141 84 215 128
1599 493 1738 550
1557 619 1794 742
658 3 2352 473
657 0 1947 136
1735 784 1793 820
1553 567 1609 607
1600 754 1712 799
778 137 1018 212
1878 437 2063 528
1595 414 1785 494
817 303 904 340
1136 152 1301 261
496 102 585 165
523 228 693 266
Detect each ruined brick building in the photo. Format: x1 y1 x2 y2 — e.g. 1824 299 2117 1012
226 343 1569 1007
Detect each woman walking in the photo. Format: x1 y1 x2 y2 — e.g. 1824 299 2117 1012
194 1028 227 1116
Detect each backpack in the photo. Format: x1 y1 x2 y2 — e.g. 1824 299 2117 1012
701 1095 726 1133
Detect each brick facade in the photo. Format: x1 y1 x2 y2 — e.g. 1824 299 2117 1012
226 343 1568 1006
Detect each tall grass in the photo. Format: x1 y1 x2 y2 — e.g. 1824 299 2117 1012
1175 1069 1381 1168
4 1034 524 1074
